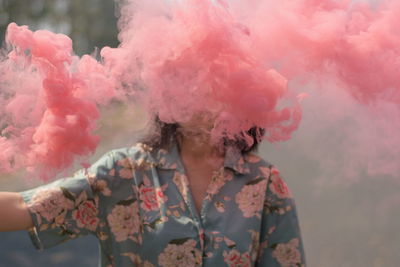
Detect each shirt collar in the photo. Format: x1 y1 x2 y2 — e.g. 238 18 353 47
223 146 250 175
152 143 250 175
153 143 184 171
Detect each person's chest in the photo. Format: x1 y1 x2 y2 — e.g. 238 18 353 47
104 166 266 266
183 163 216 213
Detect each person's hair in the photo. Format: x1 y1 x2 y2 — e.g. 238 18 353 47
140 117 265 154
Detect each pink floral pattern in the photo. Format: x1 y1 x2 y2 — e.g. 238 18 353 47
139 176 168 212
223 249 251 267
72 199 99 231
271 238 302 267
28 188 74 223
117 153 154 179
21 143 305 267
107 201 141 242
206 168 233 197
88 173 112 196
117 158 135 179
158 239 202 267
269 168 292 199
235 178 268 218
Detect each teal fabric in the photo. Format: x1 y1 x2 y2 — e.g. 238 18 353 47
20 143 306 267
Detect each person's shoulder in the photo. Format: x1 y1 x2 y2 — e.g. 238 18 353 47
243 154 295 201
111 142 154 161
244 152 273 178
86 143 155 175
85 143 156 190
108 142 158 172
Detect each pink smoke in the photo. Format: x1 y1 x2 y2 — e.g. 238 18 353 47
236 0 400 104
0 0 399 180
101 0 302 144
0 23 116 180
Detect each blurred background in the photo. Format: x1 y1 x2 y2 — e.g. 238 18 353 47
0 0 119 55
1 0 400 266
0 1 119 266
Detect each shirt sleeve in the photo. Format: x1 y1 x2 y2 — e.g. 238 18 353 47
19 150 116 250
256 167 306 267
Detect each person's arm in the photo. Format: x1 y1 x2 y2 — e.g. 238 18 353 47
13 149 118 251
256 167 306 267
0 192 33 231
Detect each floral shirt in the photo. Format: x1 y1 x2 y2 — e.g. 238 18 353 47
20 143 306 267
